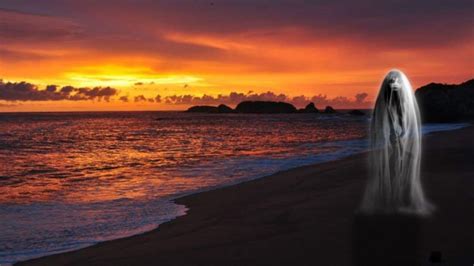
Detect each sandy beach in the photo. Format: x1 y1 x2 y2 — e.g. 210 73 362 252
17 125 473 266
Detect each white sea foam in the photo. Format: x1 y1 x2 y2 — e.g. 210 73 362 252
0 200 187 265
422 123 469 135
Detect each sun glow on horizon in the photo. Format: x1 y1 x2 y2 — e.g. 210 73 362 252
64 65 204 88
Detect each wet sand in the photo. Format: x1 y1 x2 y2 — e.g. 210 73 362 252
18 126 473 266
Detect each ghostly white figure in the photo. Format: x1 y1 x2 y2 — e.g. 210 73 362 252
360 70 434 215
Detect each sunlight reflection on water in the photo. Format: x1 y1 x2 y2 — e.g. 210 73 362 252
0 111 370 264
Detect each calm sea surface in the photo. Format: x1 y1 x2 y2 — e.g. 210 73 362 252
0 112 464 264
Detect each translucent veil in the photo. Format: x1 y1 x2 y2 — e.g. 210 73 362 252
360 70 434 215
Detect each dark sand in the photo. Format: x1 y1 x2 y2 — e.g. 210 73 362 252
18 126 473 266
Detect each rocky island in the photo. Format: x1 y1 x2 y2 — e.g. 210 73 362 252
186 101 345 114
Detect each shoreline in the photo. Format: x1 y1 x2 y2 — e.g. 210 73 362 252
17 125 474 265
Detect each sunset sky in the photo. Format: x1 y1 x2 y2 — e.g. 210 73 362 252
0 0 473 111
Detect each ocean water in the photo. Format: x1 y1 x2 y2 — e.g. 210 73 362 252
0 112 467 264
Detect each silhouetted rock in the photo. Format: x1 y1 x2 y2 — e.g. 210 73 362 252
235 101 297 113
348 109 365 116
302 102 319 113
415 79 474 122
324 106 336 113
186 105 218 113
217 104 234 113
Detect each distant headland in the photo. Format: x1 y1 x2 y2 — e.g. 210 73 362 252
415 79 474 122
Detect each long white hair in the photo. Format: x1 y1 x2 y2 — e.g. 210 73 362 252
360 69 434 215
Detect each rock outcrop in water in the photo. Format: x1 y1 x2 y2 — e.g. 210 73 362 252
186 104 235 113
217 104 234 113
298 102 319 113
415 79 474 122
235 101 297 113
186 105 219 113
324 106 336 114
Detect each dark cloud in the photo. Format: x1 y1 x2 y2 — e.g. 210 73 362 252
0 8 82 43
119 96 129 102
133 94 162 103
154 95 161 103
0 48 51 61
0 81 63 101
134 81 158 86
162 91 372 108
45 85 57 92
73 87 117 101
134 95 147 102
355 93 368 103
60 85 75 94
0 80 118 101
